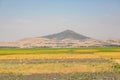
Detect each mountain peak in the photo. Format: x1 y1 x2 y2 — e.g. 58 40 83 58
42 30 91 41
61 29 76 34
62 29 74 32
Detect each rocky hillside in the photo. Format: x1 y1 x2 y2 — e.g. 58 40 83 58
42 30 90 41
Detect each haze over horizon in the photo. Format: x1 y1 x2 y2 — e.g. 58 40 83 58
0 0 120 41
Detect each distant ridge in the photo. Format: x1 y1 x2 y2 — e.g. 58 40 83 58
42 30 90 41
0 29 120 48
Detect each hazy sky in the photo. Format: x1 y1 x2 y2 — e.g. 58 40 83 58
0 0 120 41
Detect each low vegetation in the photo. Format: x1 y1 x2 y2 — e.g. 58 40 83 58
0 47 120 80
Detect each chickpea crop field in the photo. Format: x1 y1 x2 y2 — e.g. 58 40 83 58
0 47 120 80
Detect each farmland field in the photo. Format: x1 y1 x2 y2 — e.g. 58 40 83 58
0 47 120 80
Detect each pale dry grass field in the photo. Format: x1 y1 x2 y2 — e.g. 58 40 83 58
0 54 100 60
95 52 120 59
0 62 112 74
